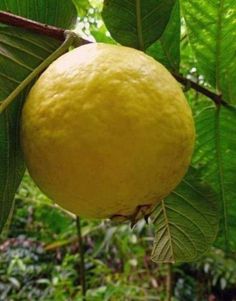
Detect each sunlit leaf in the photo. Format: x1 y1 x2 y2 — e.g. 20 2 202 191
72 0 90 17
0 0 77 28
181 0 236 104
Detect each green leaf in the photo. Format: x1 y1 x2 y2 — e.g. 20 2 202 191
0 96 25 232
193 105 236 250
0 0 77 28
72 0 90 17
0 28 60 232
0 0 77 232
146 0 180 72
181 0 236 104
151 167 219 263
102 0 176 50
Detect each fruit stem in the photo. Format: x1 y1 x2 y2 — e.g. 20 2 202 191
166 263 173 301
76 216 87 300
0 30 77 114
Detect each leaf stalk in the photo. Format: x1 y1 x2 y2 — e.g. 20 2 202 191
0 31 76 113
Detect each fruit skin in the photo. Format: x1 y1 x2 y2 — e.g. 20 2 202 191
21 43 195 219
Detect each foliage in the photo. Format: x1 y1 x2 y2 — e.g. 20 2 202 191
194 105 236 250
181 0 236 104
102 0 176 50
0 0 76 233
151 168 219 263
1 178 236 300
146 1 180 72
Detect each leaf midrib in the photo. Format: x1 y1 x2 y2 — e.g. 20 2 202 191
215 0 225 93
135 0 144 50
161 200 175 262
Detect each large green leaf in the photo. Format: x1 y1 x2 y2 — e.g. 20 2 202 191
151 167 219 263
0 0 77 232
181 0 236 104
0 0 77 28
193 105 236 250
146 0 180 72
102 0 176 50
0 28 61 232
72 0 90 17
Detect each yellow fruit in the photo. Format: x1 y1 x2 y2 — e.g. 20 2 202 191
21 43 195 219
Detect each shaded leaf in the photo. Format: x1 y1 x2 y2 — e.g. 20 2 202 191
102 0 176 50
0 0 77 232
146 0 180 72
181 0 236 103
151 167 219 263
193 105 236 250
0 28 60 233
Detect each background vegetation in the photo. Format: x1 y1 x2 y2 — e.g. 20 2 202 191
0 0 236 300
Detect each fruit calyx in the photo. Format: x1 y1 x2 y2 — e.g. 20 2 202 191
110 204 153 228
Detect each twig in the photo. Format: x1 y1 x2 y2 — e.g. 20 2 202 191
0 10 230 107
173 73 228 107
76 217 87 300
0 10 89 45
0 10 65 40
0 31 76 113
